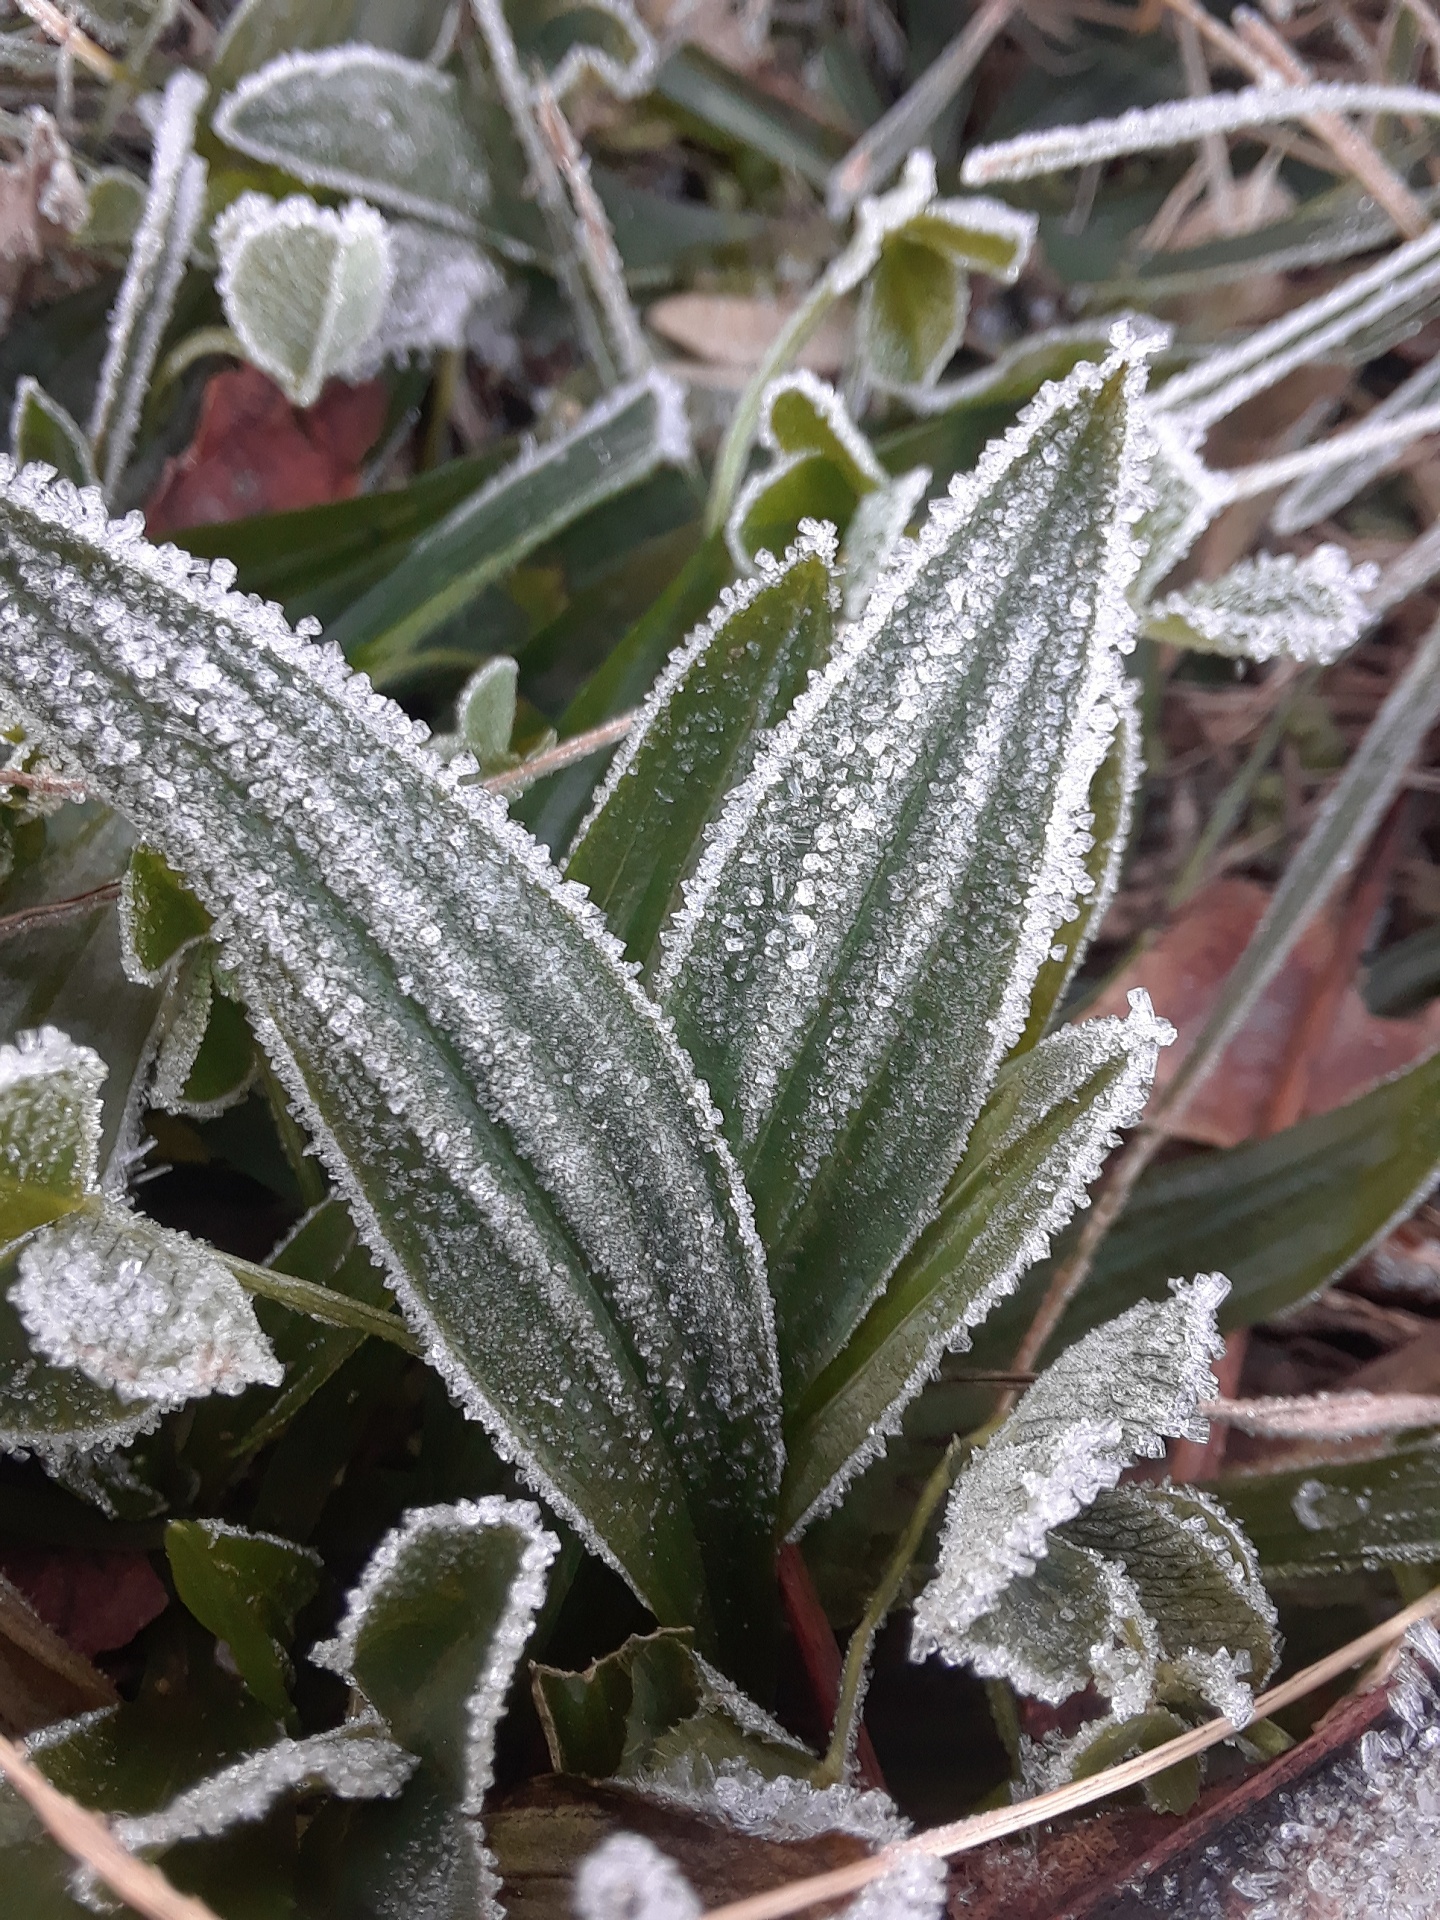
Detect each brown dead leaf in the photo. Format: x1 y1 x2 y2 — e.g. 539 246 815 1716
647 292 852 374
145 365 389 537
1088 877 1440 1147
0 1575 116 1738
0 109 87 327
0 1546 166 1659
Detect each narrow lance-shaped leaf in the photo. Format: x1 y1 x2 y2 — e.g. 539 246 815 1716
659 338 1151 1404
10 377 95 489
0 463 782 1674
567 526 836 971
88 70 208 499
910 1274 1227 1661
782 993 1171 1535
311 1498 557 1920
328 371 693 686
165 1519 321 1726
1143 546 1375 665
213 46 492 235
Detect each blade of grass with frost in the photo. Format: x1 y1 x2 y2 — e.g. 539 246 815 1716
781 996 1170 1534
328 372 691 686
1275 349 1440 533
659 340 1150 1404
212 47 491 236
88 70 206 501
566 526 835 972
0 464 782 1677
910 1275 1226 1661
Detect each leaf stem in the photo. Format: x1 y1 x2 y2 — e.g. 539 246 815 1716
818 1436 964 1785
220 1250 421 1355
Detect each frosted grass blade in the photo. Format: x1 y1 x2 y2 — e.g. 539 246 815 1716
0 463 782 1675
1275 348 1440 532
328 372 692 686
781 995 1170 1534
88 71 207 500
659 340 1150 1403
567 527 835 970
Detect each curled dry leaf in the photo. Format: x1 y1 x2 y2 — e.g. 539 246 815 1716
647 293 852 376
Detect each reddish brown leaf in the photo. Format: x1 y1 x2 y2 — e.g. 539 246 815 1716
0 1547 166 1658
145 365 388 537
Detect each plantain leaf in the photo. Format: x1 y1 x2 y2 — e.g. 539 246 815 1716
659 339 1151 1409
207 0 458 96
87 71 207 500
213 47 491 235
782 993 1171 1534
0 461 782 1674
165 1519 321 1725
910 1275 1226 1662
567 525 835 971
9 377 95 489
1143 545 1375 664
213 192 393 409
328 371 693 687
310 1497 557 1920
1217 1441 1440 1583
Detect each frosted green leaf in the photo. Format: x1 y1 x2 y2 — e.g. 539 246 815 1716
1275 347 1440 534
839 466 930 621
1144 545 1375 664
507 0 658 100
9 378 95 489
0 460 781 1674
213 47 491 235
727 373 883 572
150 948 255 1119
110 1718 415 1857
910 1275 1227 1660
214 193 393 409
70 168 145 256
312 1497 557 1920
960 1484 1277 1725
118 843 211 985
782 993 1172 1534
362 222 501 369
1131 416 1228 602
208 0 459 95
11 1202 282 1405
166 1519 321 1724
88 70 207 500
148 945 214 1110
459 657 518 771
660 336 1152 1406
828 150 1036 301
0 1027 104 1228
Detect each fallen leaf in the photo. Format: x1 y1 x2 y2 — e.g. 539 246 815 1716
1088 877 1440 1147
0 1574 116 1738
647 291 851 373
145 364 388 537
0 110 87 326
0 1546 167 1658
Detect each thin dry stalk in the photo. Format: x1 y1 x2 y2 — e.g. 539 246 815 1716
11 0 118 82
1202 1389 1440 1435
481 711 637 795
0 880 121 939
0 1733 220 1920
700 1588 1440 1920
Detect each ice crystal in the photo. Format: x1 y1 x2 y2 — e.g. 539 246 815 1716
363 222 501 368
1145 546 1375 664
12 1202 281 1404
111 1718 416 1854
575 1834 701 1920
0 455 779 1656
840 467 930 621
213 193 394 409
1275 347 1440 533
640 1757 905 1846
842 1851 947 1920
213 47 491 234
0 1026 105 1200
911 1275 1228 1660
784 991 1171 1536
659 334 1153 1396
88 70 206 498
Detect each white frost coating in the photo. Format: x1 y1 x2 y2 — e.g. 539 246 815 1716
111 1719 417 1854
840 1853 947 1920
1133 412 1231 601
962 83 1440 187
0 454 778 1644
528 0 658 100
1153 218 1440 432
357 221 502 370
88 70 207 498
910 1275 1228 1661
787 990 1172 1536
576 1835 700 1920
1276 349 1440 533
640 1758 906 1846
840 467 931 621
829 150 1036 298
213 193 394 410
313 1497 556 1818
213 47 490 234
12 1203 281 1404
660 331 1155 1398
149 949 212 1113
570 521 838 858
1146 546 1376 665
727 370 884 571
0 1027 106 1199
